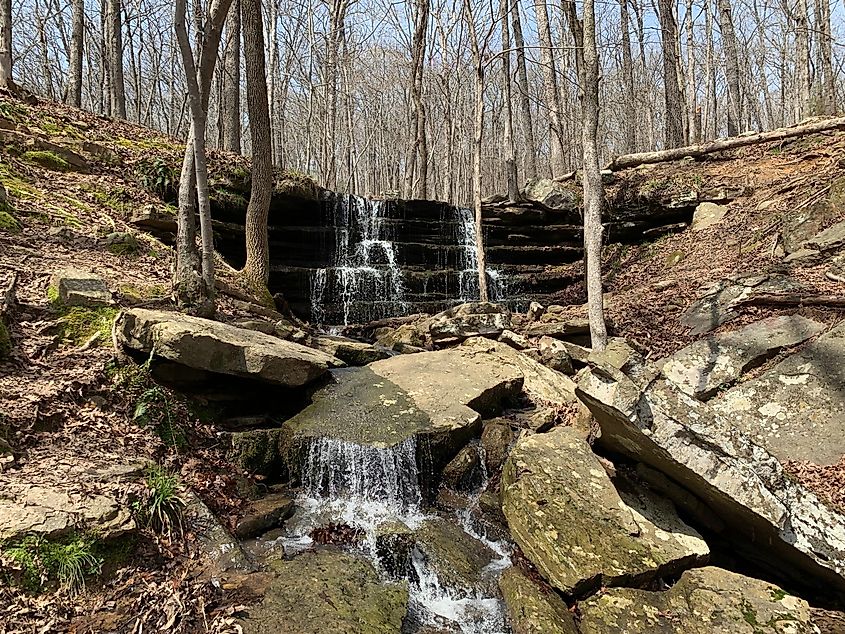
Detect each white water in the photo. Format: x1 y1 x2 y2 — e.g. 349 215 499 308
454 207 507 303
281 436 511 633
310 195 408 326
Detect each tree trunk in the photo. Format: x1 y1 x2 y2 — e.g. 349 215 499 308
533 0 566 176
222 0 242 154
794 0 811 119
241 0 273 292
500 0 518 201
704 0 717 139
815 0 835 114
65 0 84 106
0 0 14 91
108 0 126 118
685 0 698 143
717 0 742 135
510 0 537 180
405 0 429 199
580 0 607 350
620 0 636 153
656 0 684 148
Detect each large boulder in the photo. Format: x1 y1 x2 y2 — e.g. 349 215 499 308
415 517 498 595
429 302 511 343
501 427 709 596
690 202 728 232
662 314 825 399
116 308 343 387
280 346 523 477
522 178 579 211
576 360 845 596
579 566 818 634
712 322 845 465
498 567 578 634
241 549 408 634
310 333 391 365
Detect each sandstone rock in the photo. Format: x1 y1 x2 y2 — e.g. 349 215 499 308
579 566 817 634
712 322 845 465
576 360 845 594
415 517 498 595
499 567 578 634
374 323 428 352
523 318 590 340
501 427 709 596
499 329 532 350
807 218 845 253
461 337 576 407
662 314 825 399
784 247 823 265
241 549 408 634
129 204 176 235
429 302 511 343
50 269 112 306
481 419 514 473
522 178 578 211
828 255 845 283
116 308 343 387
537 337 574 374
526 301 546 322
782 176 845 253
0 483 135 542
227 428 286 477
441 444 482 491
691 202 728 231
187 491 254 574
234 493 294 539
280 347 523 476
310 333 391 365
232 319 276 335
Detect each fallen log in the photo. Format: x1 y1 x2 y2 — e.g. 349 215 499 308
736 292 845 309
607 116 845 171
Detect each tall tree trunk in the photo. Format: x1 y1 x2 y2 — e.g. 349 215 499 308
717 0 742 134
0 0 15 91
620 0 636 153
241 0 273 292
704 0 717 138
656 0 684 147
66 0 84 106
533 0 566 176
580 0 607 350
815 0 835 114
222 0 241 153
510 0 537 180
686 0 698 143
405 0 429 199
793 0 811 119
500 0 518 201
108 0 126 118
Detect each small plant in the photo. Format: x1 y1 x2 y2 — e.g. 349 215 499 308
1 533 103 594
135 157 177 199
138 464 186 537
21 150 71 172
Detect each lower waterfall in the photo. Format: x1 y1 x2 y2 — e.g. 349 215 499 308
278 436 511 633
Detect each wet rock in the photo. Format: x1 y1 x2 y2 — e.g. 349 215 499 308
662 314 825 399
576 359 845 595
429 302 511 343
712 321 845 465
226 428 286 478
310 333 391 365
280 348 523 476
461 338 576 407
0 483 135 542
481 419 515 473
441 444 482 491
691 202 728 231
272 317 307 342
501 427 709 596
415 517 498 595
375 520 415 578
241 548 408 634
116 308 343 387
49 269 112 307
499 567 578 634
526 301 546 322
579 566 817 634
187 492 254 575
682 274 806 335
235 493 294 539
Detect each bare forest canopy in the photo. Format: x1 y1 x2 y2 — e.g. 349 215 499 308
6 0 845 205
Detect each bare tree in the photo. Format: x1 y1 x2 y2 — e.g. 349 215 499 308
533 0 566 176
500 0 517 201
222 0 241 153
404 0 430 199
656 0 685 147
108 0 127 118
66 0 84 106
717 0 742 134
510 0 537 180
620 0 636 152
241 0 272 292
0 0 14 92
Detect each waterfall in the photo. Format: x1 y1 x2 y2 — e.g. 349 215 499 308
310 194 408 327
454 207 507 303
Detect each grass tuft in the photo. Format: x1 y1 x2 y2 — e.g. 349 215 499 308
1 533 103 594
137 464 186 537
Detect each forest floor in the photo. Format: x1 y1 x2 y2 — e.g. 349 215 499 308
0 95 844 632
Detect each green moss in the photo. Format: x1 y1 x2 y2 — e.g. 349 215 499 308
55 306 118 347
0 99 27 122
46 285 60 306
2 533 103 593
769 587 787 601
0 209 20 233
275 170 321 200
118 283 168 303
210 186 248 211
21 150 72 172
230 428 285 477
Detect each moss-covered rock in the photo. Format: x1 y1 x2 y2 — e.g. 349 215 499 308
0 209 20 233
578 566 817 633
227 428 286 479
240 548 408 634
498 567 578 634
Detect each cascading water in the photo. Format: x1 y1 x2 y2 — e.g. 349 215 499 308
310 195 408 327
454 207 507 303
280 436 511 633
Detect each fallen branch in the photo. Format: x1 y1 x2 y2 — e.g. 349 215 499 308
607 116 845 171
736 292 845 309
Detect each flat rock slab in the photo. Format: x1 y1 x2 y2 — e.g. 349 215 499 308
523 319 590 340
711 322 845 465
579 566 817 634
501 427 709 596
807 218 845 253
662 314 825 399
0 483 135 542
116 308 343 387
576 361 845 595
499 567 578 634
310 333 392 365
50 269 112 306
280 347 523 475
241 549 408 634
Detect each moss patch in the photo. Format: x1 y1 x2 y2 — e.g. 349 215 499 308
1 533 103 593
54 306 118 347
0 209 20 233
21 150 71 172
